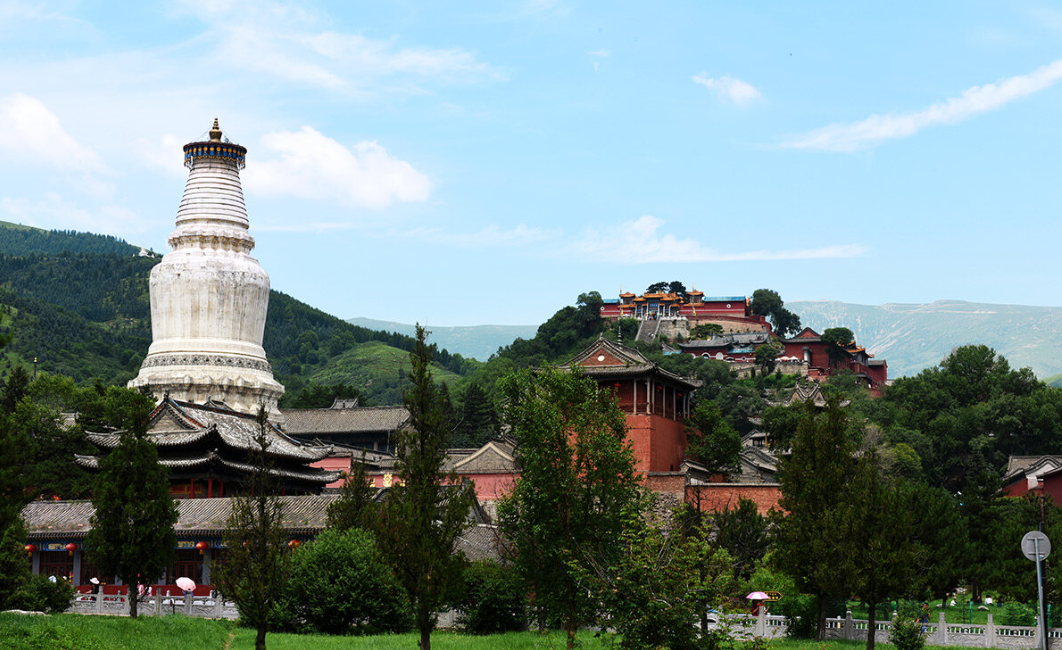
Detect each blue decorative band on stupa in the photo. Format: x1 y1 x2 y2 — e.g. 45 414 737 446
183 141 248 170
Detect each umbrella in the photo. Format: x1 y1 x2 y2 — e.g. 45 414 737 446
746 591 769 600
176 577 196 592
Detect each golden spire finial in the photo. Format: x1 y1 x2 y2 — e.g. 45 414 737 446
209 118 222 142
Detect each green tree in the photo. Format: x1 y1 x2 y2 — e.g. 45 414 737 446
582 506 733 650
714 497 770 581
750 289 802 338
836 453 924 650
498 366 642 650
690 323 724 340
755 343 781 375
771 398 854 639
273 527 411 635
762 403 801 450
454 382 496 448
376 324 475 650
685 400 742 478
325 454 376 532
84 387 177 619
285 382 363 409
820 327 854 368
0 365 30 413
216 407 290 650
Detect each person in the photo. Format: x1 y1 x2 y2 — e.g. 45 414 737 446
919 602 930 633
89 577 100 595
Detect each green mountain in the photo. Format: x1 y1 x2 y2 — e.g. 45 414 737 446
347 317 538 361
790 300 1062 379
0 222 477 404
0 219 142 256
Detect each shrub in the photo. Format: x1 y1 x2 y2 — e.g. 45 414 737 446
998 602 1036 626
272 528 412 635
889 616 926 650
9 575 75 613
453 560 526 634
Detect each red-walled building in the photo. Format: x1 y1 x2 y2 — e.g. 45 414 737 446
1002 455 1062 505
559 336 701 474
782 327 888 393
600 290 760 325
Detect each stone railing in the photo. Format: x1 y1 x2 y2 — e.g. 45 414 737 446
68 592 239 619
731 611 1059 649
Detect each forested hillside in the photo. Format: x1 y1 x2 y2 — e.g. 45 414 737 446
0 220 140 256
0 223 477 405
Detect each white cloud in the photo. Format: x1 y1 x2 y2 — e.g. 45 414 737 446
405 224 559 247
783 59 1062 152
136 134 187 176
692 73 762 106
0 94 106 172
242 126 431 208
177 0 496 92
589 49 609 73
0 193 145 236
570 216 866 263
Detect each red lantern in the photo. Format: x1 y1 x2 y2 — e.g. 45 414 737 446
65 542 77 556
195 541 209 555
288 539 300 550
25 544 36 557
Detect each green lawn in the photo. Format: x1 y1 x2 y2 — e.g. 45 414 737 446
0 613 995 650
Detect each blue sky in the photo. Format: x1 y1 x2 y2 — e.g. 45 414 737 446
1 1 1061 326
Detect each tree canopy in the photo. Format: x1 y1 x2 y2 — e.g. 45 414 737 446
750 289 802 338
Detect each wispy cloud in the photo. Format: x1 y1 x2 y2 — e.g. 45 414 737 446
242 126 431 209
0 193 144 236
692 73 762 106
404 223 559 247
177 0 497 93
0 94 106 173
569 216 865 263
589 49 609 73
783 59 1062 152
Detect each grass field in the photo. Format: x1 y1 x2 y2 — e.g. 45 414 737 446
0 613 997 650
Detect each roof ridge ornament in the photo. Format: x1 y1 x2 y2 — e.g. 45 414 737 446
209 118 222 142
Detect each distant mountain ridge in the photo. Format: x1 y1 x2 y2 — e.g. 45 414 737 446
789 300 1062 379
347 317 539 361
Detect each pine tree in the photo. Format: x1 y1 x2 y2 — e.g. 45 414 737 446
216 407 289 650
326 453 376 532
376 324 475 650
85 387 177 619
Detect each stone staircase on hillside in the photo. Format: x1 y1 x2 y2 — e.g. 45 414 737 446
636 319 660 343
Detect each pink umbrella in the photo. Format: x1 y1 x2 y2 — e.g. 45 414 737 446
176 577 196 592
746 591 769 600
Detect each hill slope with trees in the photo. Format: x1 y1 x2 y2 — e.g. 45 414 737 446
0 222 477 404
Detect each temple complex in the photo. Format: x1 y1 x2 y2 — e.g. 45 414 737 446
128 119 285 420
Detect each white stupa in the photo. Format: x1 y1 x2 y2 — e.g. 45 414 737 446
130 119 285 419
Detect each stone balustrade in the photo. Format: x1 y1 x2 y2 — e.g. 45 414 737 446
68 592 239 619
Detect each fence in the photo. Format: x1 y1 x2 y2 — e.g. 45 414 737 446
733 611 1060 649
68 592 239 619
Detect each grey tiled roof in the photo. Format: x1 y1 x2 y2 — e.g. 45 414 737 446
455 525 502 562
446 440 517 473
86 398 334 463
22 495 348 539
559 336 702 390
281 406 411 436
